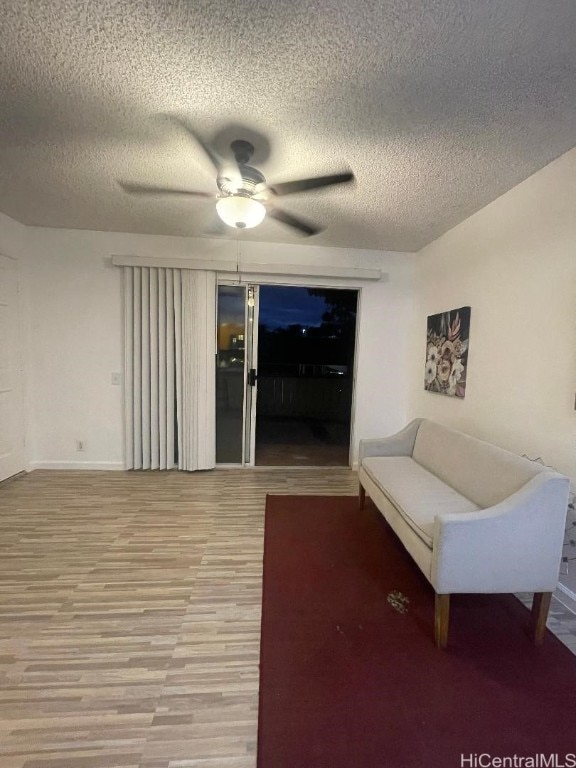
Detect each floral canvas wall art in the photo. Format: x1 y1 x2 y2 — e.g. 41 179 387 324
425 306 470 398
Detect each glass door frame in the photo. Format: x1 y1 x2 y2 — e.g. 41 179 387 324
244 284 259 466
216 280 259 466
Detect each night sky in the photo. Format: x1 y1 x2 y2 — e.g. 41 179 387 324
258 286 326 329
218 285 349 330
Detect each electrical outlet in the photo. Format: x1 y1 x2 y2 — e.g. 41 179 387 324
111 372 121 385
76 440 86 452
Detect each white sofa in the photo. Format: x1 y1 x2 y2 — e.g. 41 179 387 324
358 419 570 648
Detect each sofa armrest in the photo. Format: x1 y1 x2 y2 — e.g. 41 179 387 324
359 419 424 463
431 473 570 594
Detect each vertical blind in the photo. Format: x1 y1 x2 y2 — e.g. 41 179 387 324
123 266 216 471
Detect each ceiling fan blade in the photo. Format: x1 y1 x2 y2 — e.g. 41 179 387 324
166 115 224 174
119 181 213 198
267 207 323 236
268 172 354 197
167 116 243 189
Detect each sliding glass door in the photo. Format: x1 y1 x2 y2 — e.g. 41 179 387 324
255 285 357 466
215 284 258 464
215 285 247 463
215 282 357 467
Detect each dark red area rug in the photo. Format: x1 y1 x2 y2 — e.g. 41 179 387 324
257 495 576 768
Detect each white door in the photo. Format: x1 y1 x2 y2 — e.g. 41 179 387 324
0 254 26 482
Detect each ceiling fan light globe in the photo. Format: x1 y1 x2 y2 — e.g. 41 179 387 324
216 196 266 229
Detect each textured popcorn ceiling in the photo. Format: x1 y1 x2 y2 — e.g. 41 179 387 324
2 0 576 252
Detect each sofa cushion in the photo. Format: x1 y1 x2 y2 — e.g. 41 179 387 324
412 420 548 509
362 456 480 547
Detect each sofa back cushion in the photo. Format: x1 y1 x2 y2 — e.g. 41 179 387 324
412 420 551 509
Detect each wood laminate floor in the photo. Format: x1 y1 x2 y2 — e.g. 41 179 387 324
0 468 357 768
1 469 575 767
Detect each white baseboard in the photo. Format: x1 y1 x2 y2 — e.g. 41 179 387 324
30 461 126 471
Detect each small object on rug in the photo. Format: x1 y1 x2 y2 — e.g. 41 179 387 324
387 589 410 613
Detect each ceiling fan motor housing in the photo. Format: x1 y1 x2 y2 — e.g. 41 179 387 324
230 139 255 165
218 164 265 197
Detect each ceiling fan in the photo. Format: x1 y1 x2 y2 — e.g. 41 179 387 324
119 119 354 236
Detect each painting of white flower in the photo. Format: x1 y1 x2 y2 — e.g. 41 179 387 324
424 307 470 398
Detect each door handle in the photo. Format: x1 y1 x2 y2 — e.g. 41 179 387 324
248 368 257 387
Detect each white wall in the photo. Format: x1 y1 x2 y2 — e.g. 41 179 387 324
26 228 125 468
24 226 415 468
409 147 576 481
0 211 27 259
0 212 32 474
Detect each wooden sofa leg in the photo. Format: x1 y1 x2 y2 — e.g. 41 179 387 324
359 484 366 509
531 592 552 645
435 593 450 649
